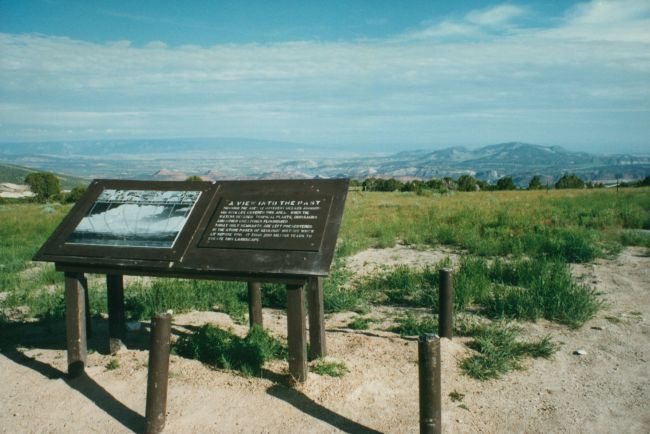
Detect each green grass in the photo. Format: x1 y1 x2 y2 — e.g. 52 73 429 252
339 188 650 261
347 316 372 330
389 312 438 336
123 279 249 323
174 324 287 377
357 256 600 328
459 322 557 380
310 359 349 377
360 259 451 308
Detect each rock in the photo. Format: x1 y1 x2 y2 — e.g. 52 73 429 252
574 349 587 356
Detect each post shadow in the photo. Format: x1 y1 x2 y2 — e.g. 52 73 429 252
263 370 382 434
1 346 144 433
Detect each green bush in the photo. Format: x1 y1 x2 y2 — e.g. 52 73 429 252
174 324 286 376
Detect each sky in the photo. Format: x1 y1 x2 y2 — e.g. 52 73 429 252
1 0 649 154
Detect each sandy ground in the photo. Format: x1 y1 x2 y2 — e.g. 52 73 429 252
1 247 649 433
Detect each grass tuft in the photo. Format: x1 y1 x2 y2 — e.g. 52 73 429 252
390 312 438 337
460 322 557 380
173 324 286 376
347 317 372 330
310 359 349 377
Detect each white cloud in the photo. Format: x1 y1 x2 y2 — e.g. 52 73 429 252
465 4 527 27
0 0 648 149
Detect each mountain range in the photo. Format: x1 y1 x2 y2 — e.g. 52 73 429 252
1 139 648 187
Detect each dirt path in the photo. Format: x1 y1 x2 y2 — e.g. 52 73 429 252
1 247 648 433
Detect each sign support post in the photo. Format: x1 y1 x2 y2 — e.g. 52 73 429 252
286 284 307 382
64 272 87 378
307 276 327 360
107 274 127 353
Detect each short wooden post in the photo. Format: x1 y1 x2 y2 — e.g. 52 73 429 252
106 274 126 354
247 282 263 328
307 276 327 360
64 272 87 378
145 312 172 434
419 334 441 434
81 275 92 339
286 284 307 382
438 269 453 339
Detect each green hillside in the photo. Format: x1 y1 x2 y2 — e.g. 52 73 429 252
0 162 88 190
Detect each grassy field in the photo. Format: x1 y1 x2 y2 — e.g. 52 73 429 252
1 187 648 378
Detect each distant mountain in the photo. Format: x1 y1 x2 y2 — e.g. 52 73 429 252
0 137 353 159
0 162 87 189
1 140 648 186
303 142 649 186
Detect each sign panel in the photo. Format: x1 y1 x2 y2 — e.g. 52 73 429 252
199 195 331 251
34 178 349 281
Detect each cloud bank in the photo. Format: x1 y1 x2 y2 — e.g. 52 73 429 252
1 0 648 152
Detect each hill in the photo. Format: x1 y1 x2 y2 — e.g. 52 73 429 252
0 162 88 190
0 140 648 186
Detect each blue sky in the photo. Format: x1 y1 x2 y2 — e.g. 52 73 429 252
1 0 649 153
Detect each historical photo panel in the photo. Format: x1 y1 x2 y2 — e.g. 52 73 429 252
67 189 202 248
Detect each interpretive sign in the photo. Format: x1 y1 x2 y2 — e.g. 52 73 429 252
34 178 348 280
34 178 347 384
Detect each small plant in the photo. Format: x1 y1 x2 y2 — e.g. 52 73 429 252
347 316 371 330
311 359 349 377
449 390 465 402
105 358 120 371
390 313 438 337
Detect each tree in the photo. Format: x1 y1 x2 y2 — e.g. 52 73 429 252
555 174 584 189
457 174 477 192
64 186 86 203
185 175 203 182
528 175 543 190
24 172 60 202
496 176 516 190
426 178 444 190
637 176 650 187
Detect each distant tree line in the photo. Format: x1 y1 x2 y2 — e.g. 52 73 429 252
353 173 650 193
3 171 647 205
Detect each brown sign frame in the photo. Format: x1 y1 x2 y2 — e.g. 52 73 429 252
34 178 349 282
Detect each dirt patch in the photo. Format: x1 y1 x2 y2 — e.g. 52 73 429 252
1 247 649 433
345 244 460 278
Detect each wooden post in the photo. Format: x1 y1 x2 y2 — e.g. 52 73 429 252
80 275 92 339
419 334 441 434
438 269 453 340
106 274 126 354
286 284 307 382
64 272 87 378
145 312 172 434
247 282 263 328
307 276 327 360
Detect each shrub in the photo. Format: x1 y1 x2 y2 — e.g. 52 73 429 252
174 324 286 376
